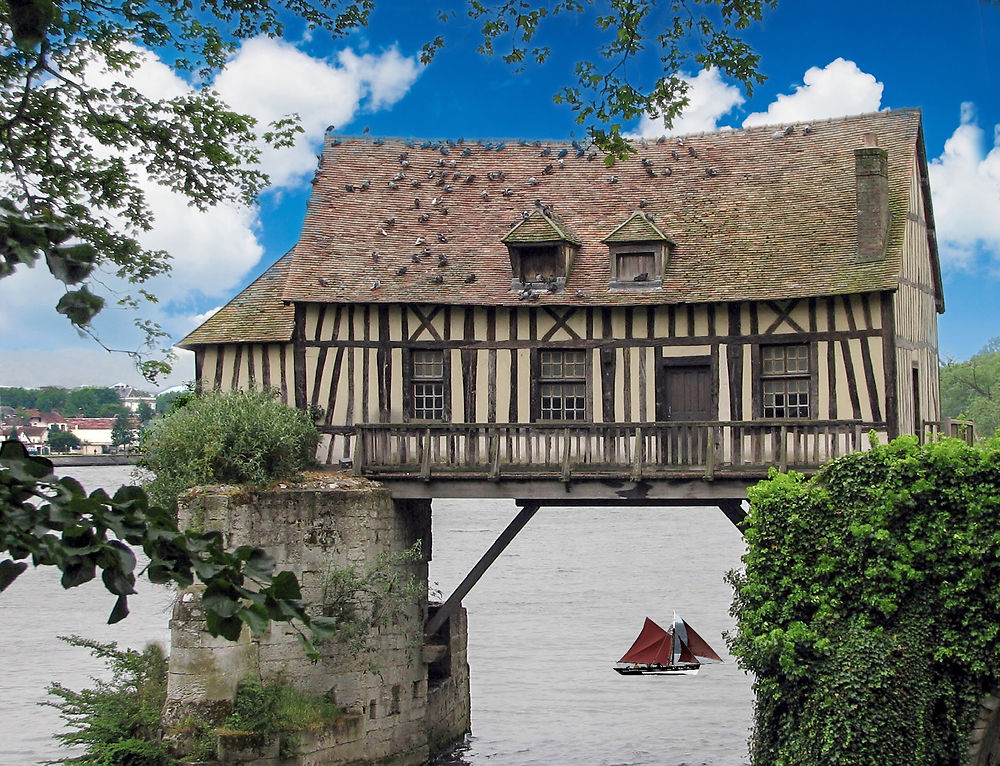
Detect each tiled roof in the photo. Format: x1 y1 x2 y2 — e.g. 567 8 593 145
180 250 295 347
602 212 673 244
182 109 939 347
502 208 581 245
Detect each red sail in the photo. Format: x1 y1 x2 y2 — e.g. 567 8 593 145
681 619 724 663
619 617 675 664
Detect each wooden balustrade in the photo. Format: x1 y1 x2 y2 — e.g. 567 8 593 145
354 421 887 482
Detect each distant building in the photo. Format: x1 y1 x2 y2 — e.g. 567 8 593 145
113 384 155 414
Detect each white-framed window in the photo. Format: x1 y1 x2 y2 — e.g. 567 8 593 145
761 344 811 418
537 349 587 421
411 349 446 420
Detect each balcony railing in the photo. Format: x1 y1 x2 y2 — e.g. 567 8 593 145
354 420 888 482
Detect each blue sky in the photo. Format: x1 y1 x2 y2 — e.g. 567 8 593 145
0 0 997 390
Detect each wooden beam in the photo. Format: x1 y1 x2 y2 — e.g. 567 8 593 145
719 500 748 533
424 503 539 637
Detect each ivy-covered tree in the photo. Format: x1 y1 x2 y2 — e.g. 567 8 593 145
729 437 1000 764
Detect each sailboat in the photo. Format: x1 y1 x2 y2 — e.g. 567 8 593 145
614 612 724 676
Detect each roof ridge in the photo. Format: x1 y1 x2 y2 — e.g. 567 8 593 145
323 108 920 150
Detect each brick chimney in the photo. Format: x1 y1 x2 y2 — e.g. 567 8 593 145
855 132 889 262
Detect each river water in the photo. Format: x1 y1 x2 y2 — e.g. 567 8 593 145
2 466 753 765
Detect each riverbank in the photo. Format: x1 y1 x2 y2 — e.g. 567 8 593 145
49 454 136 467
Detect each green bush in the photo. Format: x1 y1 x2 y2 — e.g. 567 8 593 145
45 636 175 766
728 435 1000 765
138 389 319 512
224 676 342 758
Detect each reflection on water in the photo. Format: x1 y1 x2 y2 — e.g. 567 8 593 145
2 466 752 765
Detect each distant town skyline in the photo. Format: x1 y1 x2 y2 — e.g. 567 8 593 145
1 0 997 390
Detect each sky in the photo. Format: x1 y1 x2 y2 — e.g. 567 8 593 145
0 0 998 392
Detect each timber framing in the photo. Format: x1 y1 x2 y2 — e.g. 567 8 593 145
181 109 947 500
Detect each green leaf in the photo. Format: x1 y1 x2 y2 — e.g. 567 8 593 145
61 560 96 588
308 616 340 639
0 560 29 591
296 631 319 660
107 594 130 624
270 570 302 601
238 605 271 635
56 286 105 327
206 610 243 641
202 584 241 618
101 565 136 597
244 548 276 582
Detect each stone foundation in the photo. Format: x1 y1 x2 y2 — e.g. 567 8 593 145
163 480 470 765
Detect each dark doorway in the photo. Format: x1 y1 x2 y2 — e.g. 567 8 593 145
912 365 921 439
654 359 716 467
656 361 715 421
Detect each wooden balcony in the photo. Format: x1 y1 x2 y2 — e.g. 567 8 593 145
353 420 888 501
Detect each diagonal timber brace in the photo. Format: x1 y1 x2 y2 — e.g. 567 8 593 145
424 502 540 637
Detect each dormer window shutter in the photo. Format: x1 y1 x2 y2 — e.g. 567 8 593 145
602 213 675 288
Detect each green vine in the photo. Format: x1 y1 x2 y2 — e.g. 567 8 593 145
728 435 1000 765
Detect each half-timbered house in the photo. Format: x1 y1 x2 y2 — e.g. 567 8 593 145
180 108 945 504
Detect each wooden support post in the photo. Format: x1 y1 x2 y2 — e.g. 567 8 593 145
425 503 540 637
352 429 365 476
719 500 748 534
779 425 788 473
561 428 572 483
705 425 715 481
489 432 501 481
631 427 644 481
420 428 431 482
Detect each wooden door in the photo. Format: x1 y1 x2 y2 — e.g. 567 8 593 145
656 363 714 421
654 361 715 467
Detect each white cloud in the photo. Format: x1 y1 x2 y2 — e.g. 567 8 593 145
634 68 744 137
214 39 422 188
742 58 883 127
928 103 1000 273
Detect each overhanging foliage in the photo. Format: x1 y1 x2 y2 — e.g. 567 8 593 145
0 439 338 651
729 436 1000 764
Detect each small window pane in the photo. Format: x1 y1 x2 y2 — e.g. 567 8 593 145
413 382 445 420
540 383 586 420
762 344 809 375
413 350 444 379
763 379 810 418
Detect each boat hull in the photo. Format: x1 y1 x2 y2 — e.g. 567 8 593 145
613 663 700 676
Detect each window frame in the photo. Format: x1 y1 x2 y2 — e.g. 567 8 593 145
508 242 572 290
531 348 590 422
404 347 450 422
755 342 815 420
608 242 667 288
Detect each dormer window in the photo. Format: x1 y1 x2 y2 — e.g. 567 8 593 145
603 213 674 289
502 207 580 292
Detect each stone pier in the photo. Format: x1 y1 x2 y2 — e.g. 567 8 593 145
162 478 470 764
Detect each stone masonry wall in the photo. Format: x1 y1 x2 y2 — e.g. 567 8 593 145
163 480 470 765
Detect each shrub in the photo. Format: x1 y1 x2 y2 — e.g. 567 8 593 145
45 636 175 766
224 676 342 758
728 435 1000 765
138 389 319 512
